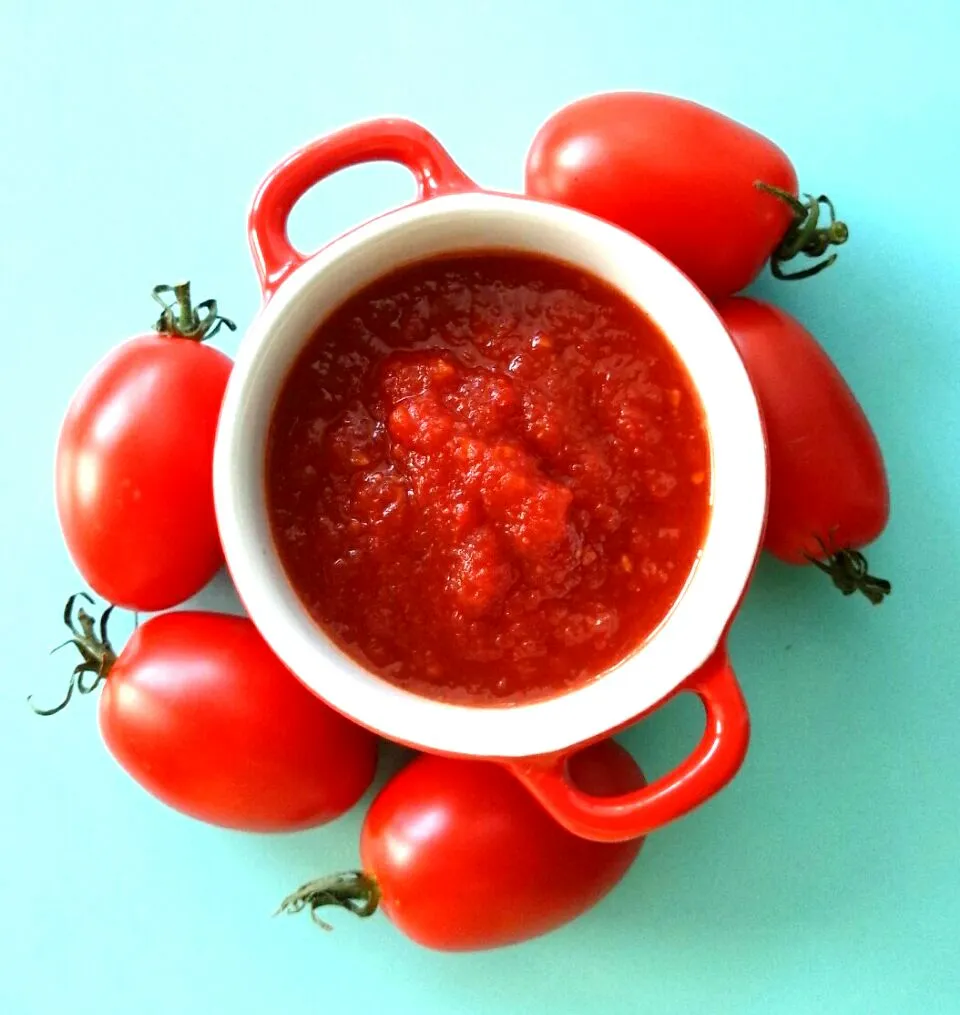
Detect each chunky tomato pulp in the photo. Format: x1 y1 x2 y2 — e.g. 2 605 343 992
266 254 711 704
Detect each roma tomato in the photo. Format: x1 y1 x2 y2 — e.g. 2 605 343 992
278 742 644 951
525 92 848 298
31 596 379 831
55 283 234 612
715 297 891 603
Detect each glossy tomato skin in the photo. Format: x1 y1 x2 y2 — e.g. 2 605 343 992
55 335 232 611
360 741 643 951
715 297 889 562
99 612 378 831
525 92 798 298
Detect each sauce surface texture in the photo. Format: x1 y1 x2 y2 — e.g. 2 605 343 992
266 254 710 703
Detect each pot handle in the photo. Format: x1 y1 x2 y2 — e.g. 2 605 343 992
248 118 476 296
507 644 749 843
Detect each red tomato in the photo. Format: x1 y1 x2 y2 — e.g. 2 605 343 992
278 741 644 951
715 297 891 603
31 596 379 831
55 283 234 611
525 91 848 298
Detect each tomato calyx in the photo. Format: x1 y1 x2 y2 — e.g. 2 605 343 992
152 281 237 342
29 593 118 716
275 872 381 931
805 538 891 605
755 183 849 281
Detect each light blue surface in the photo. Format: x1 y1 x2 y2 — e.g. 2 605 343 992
2 1 958 1012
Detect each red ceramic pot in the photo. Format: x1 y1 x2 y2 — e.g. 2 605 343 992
213 119 767 842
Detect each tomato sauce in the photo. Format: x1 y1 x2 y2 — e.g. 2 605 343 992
266 253 710 704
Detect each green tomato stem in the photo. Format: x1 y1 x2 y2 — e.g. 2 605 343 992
805 538 891 605
755 182 849 281
275 872 381 931
29 594 118 715
152 281 238 342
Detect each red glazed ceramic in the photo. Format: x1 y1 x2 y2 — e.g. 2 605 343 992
213 119 766 842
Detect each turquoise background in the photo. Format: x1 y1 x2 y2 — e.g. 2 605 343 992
2 0 958 1011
